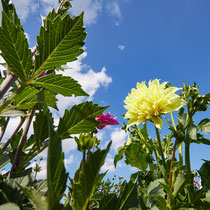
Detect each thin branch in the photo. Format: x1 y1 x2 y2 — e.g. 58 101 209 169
0 117 10 142
0 74 17 100
8 110 35 178
2 117 26 152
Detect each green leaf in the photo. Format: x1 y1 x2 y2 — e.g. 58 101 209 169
57 102 109 136
34 11 86 77
0 203 20 210
32 74 88 97
198 118 210 134
0 3 32 81
72 142 111 210
20 186 48 210
125 142 149 171
114 146 126 167
47 113 68 209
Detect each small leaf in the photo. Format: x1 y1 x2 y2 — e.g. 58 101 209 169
57 102 109 136
198 118 210 134
32 74 88 97
114 146 125 167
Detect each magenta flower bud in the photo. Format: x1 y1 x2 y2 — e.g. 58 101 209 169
95 112 120 130
38 71 46 78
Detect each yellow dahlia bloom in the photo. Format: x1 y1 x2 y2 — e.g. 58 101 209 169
124 79 186 129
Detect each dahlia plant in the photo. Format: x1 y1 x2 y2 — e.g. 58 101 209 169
115 80 210 209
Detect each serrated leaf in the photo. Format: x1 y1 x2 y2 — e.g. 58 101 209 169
57 102 109 136
47 113 68 209
198 118 210 134
32 74 88 97
0 5 32 81
34 12 86 77
72 142 111 210
20 186 48 210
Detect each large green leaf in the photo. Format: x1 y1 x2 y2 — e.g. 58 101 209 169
72 142 111 210
47 113 68 209
32 74 88 97
57 102 109 136
33 11 86 77
20 186 48 210
0 1 32 81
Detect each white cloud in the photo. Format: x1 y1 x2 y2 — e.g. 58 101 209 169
62 138 77 153
64 154 74 169
40 0 58 15
11 0 39 21
101 154 115 172
118 45 125 51
56 52 112 115
106 2 121 18
110 128 127 152
71 0 102 25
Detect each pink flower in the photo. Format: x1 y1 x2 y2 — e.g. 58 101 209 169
95 112 120 130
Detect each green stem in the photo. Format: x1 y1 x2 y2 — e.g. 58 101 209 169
185 141 193 203
185 142 191 172
155 126 167 170
170 112 183 165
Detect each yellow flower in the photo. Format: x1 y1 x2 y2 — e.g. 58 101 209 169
124 79 186 129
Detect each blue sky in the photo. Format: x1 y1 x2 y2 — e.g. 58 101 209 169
0 0 210 180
